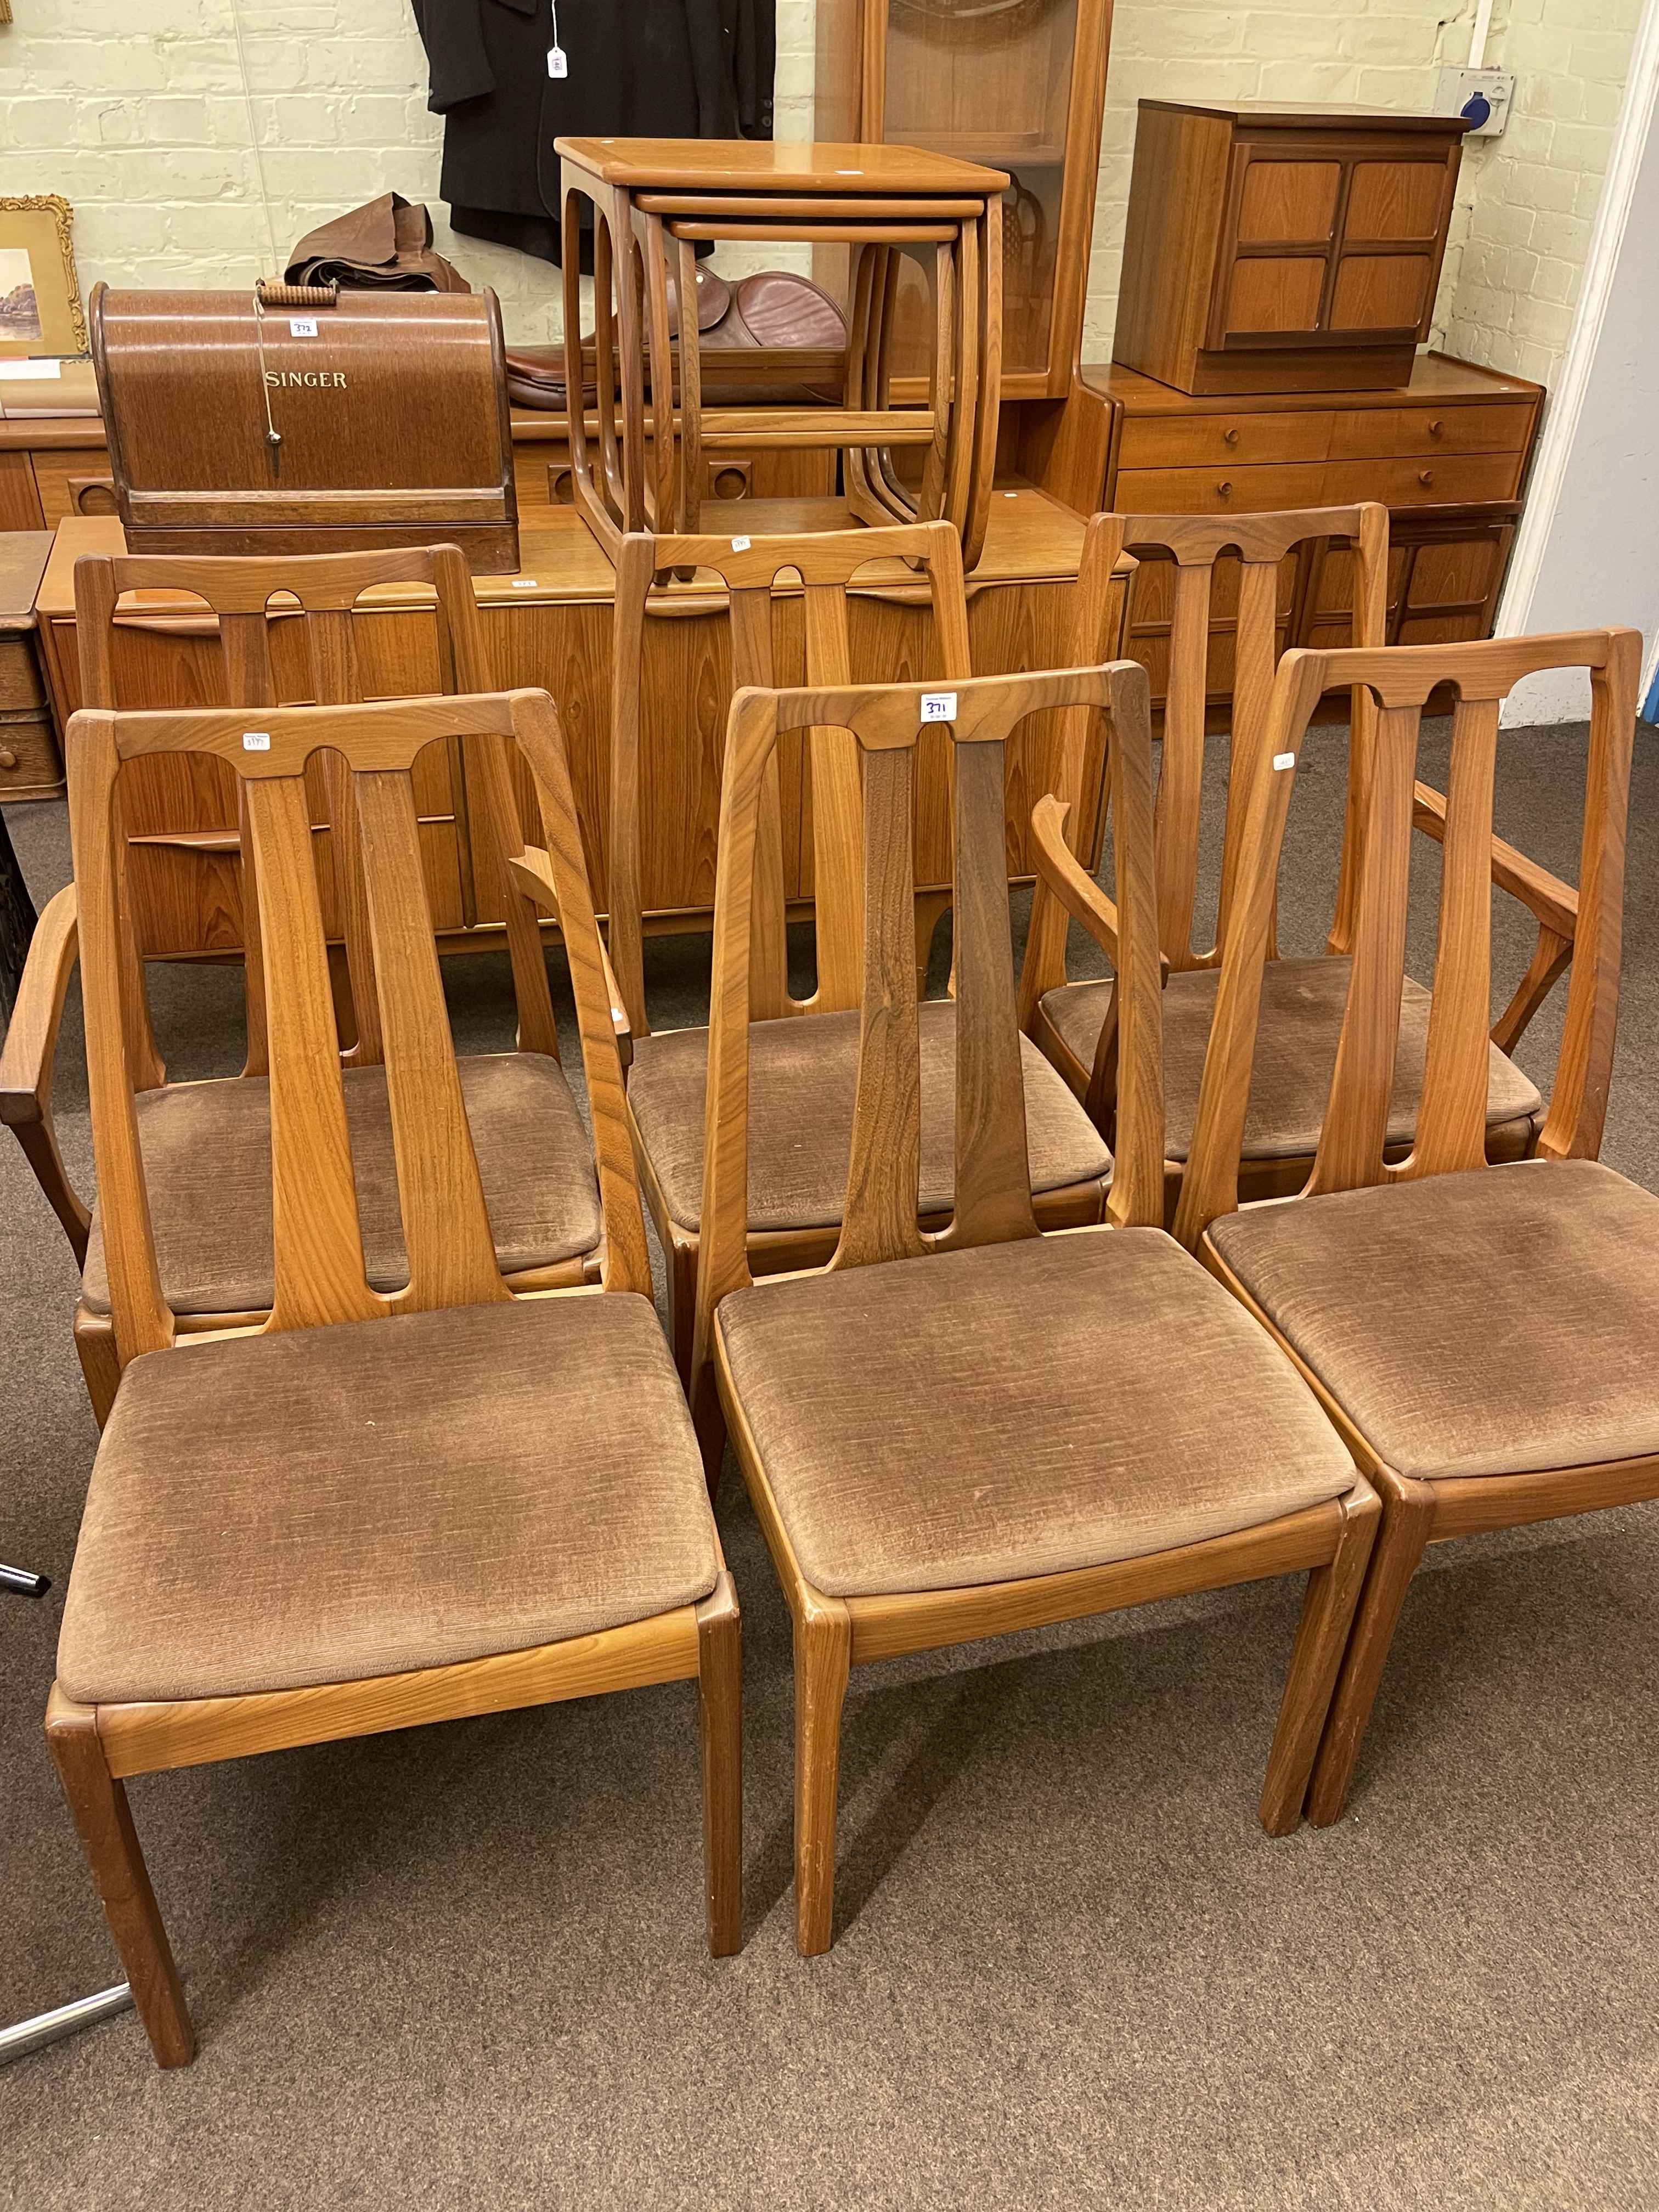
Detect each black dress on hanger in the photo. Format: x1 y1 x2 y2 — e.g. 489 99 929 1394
411 0 776 270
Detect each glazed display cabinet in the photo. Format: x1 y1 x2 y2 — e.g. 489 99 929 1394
815 0 1113 396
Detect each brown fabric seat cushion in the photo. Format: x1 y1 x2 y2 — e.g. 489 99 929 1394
716 1227 1355 1598
1207 1159 1659 1482
1041 957 1542 1164
81 1054 602 1317
628 1002 1112 1235
58 1292 719 1705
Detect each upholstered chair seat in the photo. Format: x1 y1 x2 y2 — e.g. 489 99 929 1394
1040 958 1542 1165
80 1054 602 1316
58 1293 719 1707
717 1225 1356 1600
629 1001 1111 1235
1206 1159 1659 1483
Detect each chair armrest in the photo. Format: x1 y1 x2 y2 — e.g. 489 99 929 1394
0 884 78 1127
507 847 633 1069
1413 780 1578 939
0 884 92 1262
1029 793 1121 969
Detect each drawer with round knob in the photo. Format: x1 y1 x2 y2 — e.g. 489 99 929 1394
1116 410 1333 470
1113 460 1329 516
0 707 65 799
1328 403 1533 462
1322 453 1522 507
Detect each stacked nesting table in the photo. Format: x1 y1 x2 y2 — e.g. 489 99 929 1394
554 139 1009 567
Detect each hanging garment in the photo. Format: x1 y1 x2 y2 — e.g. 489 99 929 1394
411 0 776 269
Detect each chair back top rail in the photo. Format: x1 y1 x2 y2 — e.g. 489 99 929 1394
692 661 1164 1357
608 520 972 1036
67 688 648 1371
1175 627 1641 1248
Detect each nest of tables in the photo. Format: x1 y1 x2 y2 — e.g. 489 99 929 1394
555 139 1010 568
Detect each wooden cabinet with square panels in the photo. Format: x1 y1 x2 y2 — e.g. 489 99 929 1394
1113 103 1469 396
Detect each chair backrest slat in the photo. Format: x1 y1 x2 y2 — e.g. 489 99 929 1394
830 743 927 1271
1407 694 1502 1182
71 687 646 1371
608 520 970 1036
801 582 864 1014
241 771 380 1331
354 768 510 1311
1305 700 1420 1198
943 733 1038 1251
694 661 1162 1349
1176 628 1643 1248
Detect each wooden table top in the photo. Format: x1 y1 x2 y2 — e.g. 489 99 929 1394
37 491 1087 620
1083 352 1544 415
554 138 1010 196
0 532 52 631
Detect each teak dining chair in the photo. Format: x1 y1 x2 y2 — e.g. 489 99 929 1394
1019 504 1554 1218
0 546 602 1426
46 687 740 2069
692 659 1379 1954
608 520 1111 1372
1175 627 1651 1827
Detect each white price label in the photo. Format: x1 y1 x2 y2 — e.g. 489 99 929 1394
730 534 751 552
548 44 567 76
511 578 538 588
1272 751 1296 771
920 691 957 723
289 318 318 337
242 731 272 753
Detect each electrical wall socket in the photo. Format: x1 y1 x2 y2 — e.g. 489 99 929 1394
1435 65 1514 139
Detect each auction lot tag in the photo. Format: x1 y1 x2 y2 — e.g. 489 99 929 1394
920 692 957 723
730 535 751 552
242 731 272 753
289 318 318 337
1273 751 1296 771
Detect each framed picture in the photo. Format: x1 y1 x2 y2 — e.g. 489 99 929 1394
0 195 89 359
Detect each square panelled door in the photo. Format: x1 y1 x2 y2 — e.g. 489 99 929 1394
1113 103 1469 396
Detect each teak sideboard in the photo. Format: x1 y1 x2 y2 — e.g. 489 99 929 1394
34 494 1117 965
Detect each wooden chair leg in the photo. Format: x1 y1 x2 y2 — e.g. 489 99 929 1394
666 1233 699 1386
72 1307 122 1429
44 1686 194 2068
793 1592 851 1957
1306 1471 1437 1828
1257 1484 1381 1836
691 1359 727 1504
696 1573 743 1959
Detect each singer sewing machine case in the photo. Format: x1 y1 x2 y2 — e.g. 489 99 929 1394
89 284 519 572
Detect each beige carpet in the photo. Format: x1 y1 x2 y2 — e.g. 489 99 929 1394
2 715 1656 2209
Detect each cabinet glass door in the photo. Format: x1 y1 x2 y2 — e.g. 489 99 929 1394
881 0 1081 385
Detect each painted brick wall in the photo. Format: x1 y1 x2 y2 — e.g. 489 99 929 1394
0 0 1640 388
1438 0 1647 382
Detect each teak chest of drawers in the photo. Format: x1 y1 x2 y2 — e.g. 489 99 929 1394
1113 101 1469 396
1085 354 1542 713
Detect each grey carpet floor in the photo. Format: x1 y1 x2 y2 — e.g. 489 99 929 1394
2 716 1657 2209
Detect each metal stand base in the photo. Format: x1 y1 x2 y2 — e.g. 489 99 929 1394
0 1984 135 2066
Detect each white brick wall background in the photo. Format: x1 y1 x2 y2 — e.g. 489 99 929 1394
0 0 1644 388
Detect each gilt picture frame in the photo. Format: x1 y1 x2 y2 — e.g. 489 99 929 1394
0 195 89 359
